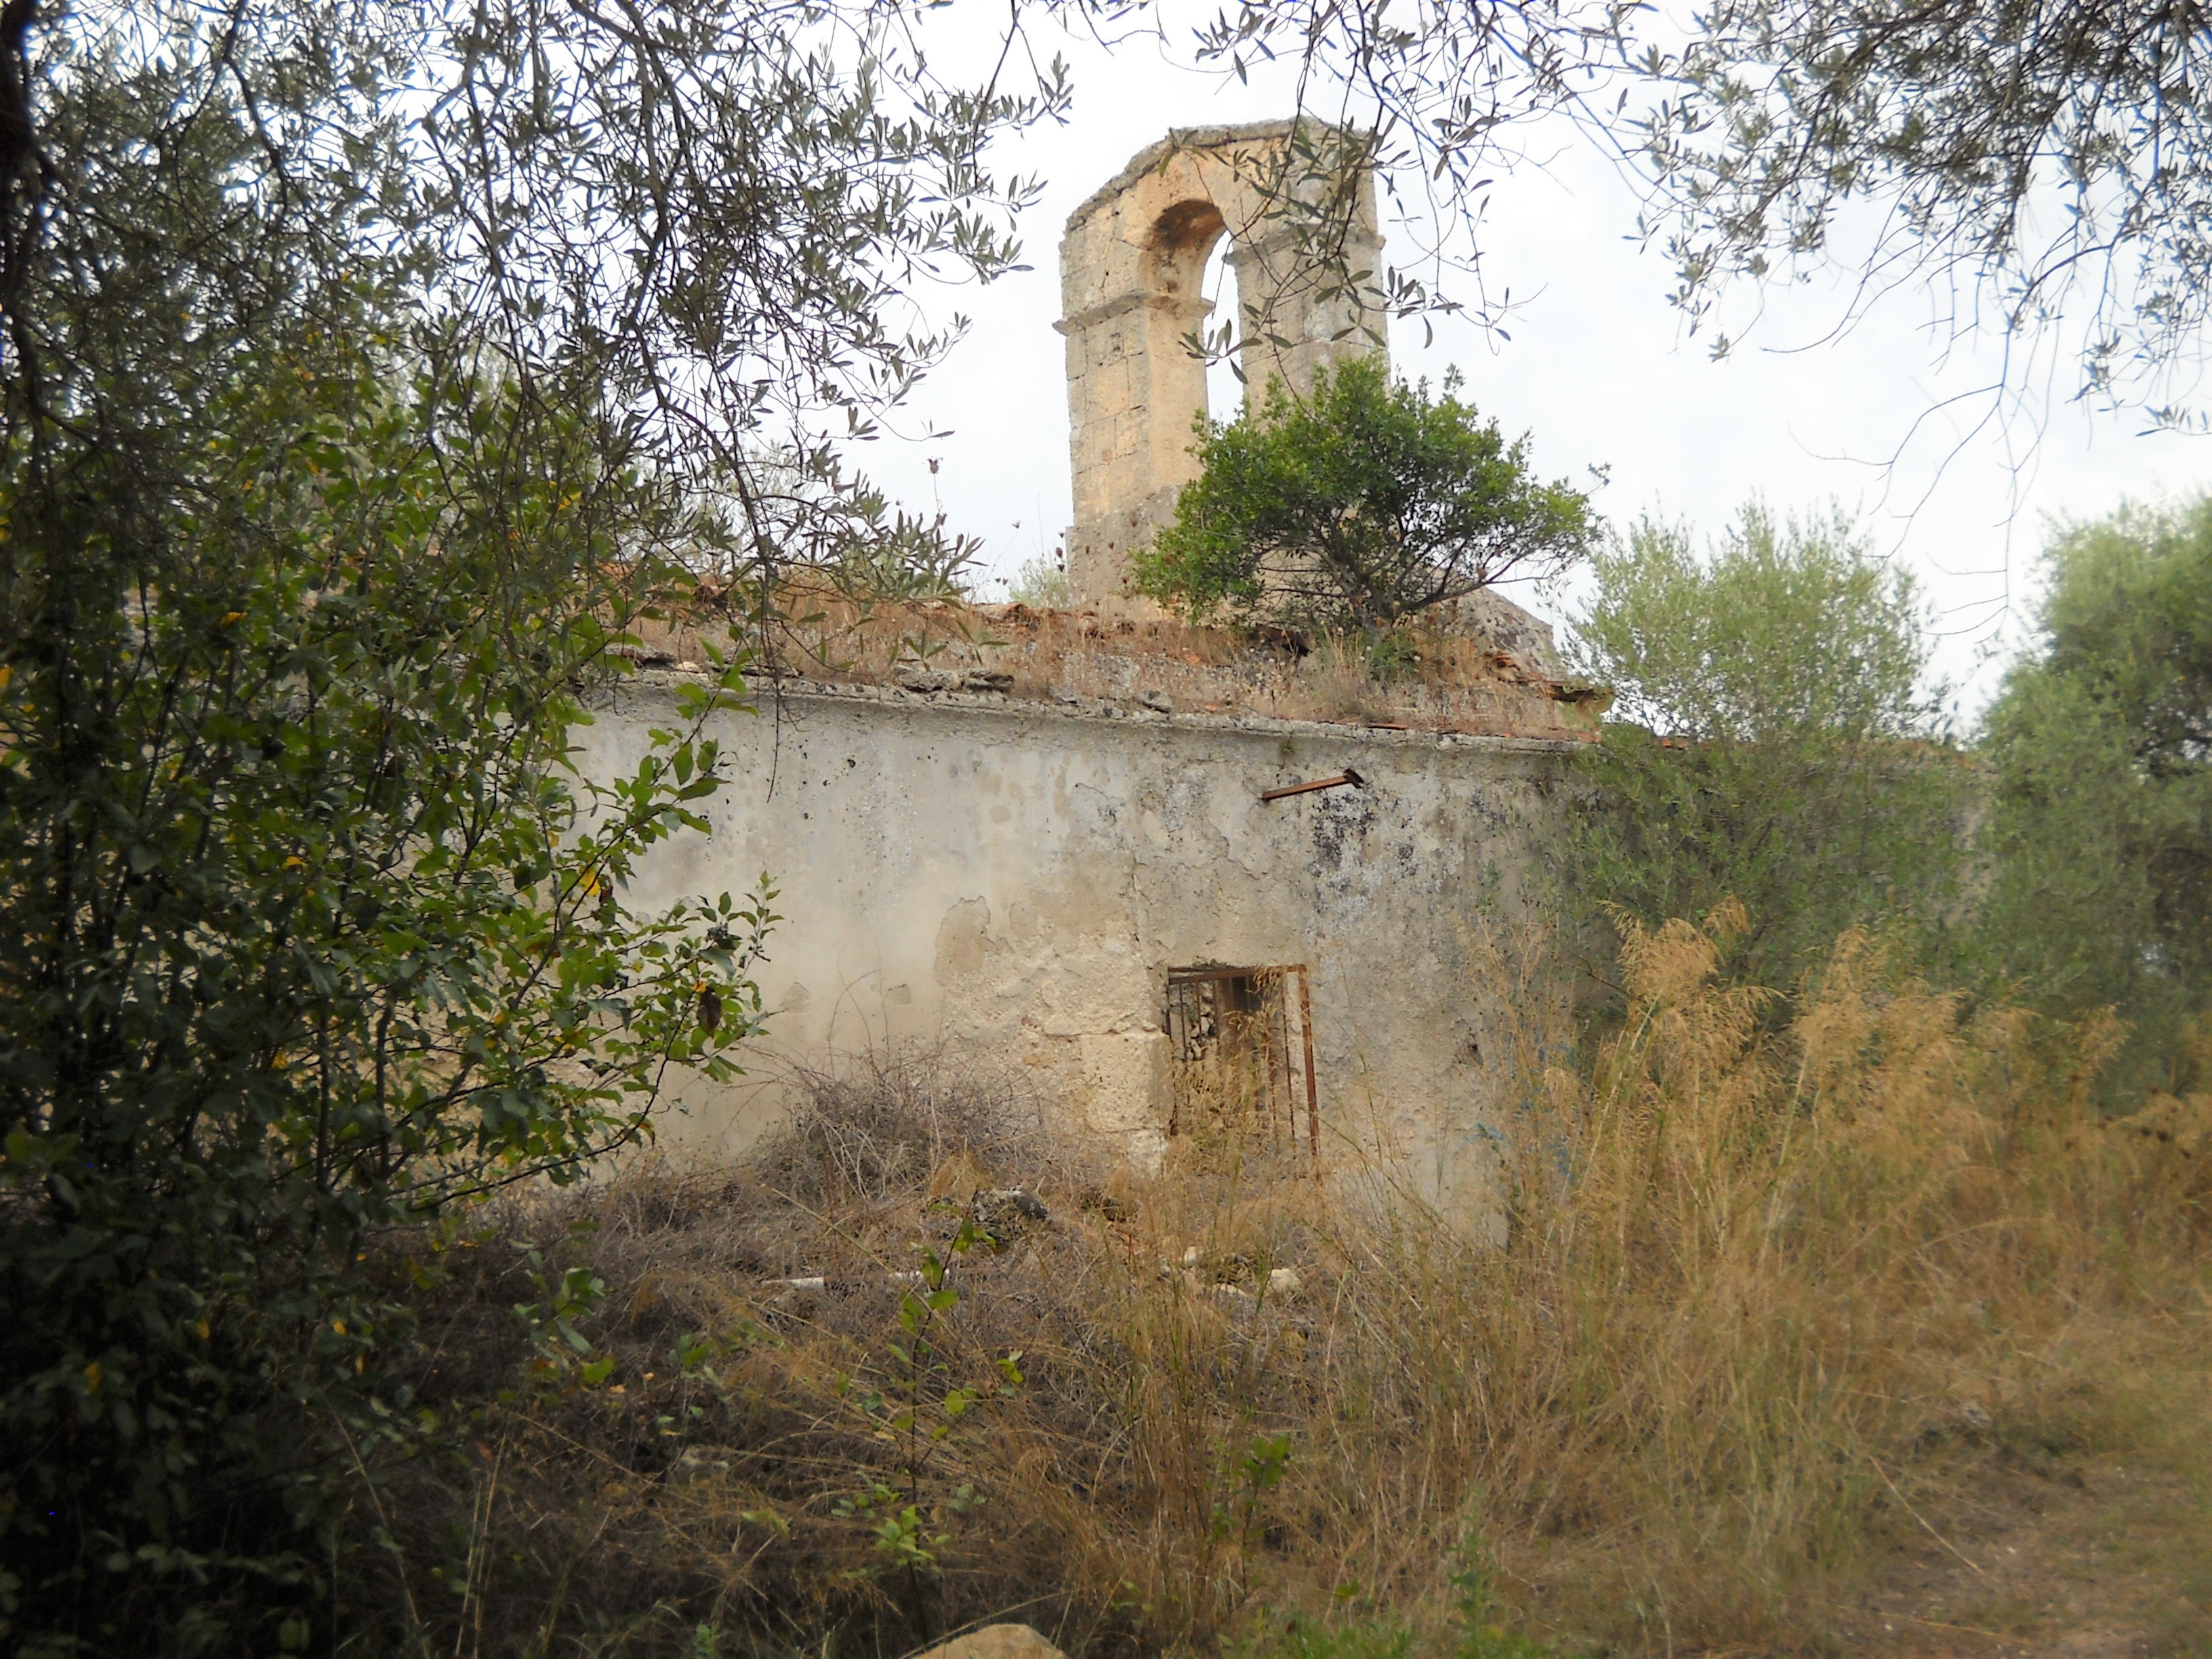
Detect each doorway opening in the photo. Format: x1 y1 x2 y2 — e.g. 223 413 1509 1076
1163 964 1317 1155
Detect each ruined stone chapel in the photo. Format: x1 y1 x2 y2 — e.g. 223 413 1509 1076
592 122 1602 1226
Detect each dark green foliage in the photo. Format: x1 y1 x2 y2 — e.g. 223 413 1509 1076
1977 500 2212 1093
1134 358 1595 633
1564 504 1971 997
0 273 778 1659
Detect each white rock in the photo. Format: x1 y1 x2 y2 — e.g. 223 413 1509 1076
895 665 964 693
908 1625 1065 1659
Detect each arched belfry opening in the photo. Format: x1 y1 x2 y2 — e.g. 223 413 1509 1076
1143 199 1249 443
1056 121 1386 606
1198 232 1244 426
1147 198 1228 295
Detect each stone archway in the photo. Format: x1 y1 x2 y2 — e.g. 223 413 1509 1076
1056 121 1387 605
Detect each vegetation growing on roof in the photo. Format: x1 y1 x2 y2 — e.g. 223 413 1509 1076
1134 359 1597 635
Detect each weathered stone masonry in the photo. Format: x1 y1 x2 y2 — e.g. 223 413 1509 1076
1059 122 1385 605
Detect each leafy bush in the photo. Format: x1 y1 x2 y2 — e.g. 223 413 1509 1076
0 17 762 1650
0 349 776 1651
1009 550 1075 609
1976 499 2212 1094
1134 358 1595 634
1563 503 1971 996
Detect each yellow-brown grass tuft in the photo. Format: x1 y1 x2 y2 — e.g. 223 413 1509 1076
346 922 2211 1658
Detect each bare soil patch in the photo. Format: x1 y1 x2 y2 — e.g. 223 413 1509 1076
1831 1373 2212 1659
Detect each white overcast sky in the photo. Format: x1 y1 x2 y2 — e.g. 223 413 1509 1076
850 4 2204 716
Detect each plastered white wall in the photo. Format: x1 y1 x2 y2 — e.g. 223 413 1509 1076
575 676 1574 1229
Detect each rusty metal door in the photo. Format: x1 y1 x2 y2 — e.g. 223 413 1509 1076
1164 964 1318 1156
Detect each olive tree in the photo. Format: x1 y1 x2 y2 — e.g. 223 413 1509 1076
1977 499 2212 1094
0 1 1063 1649
1640 1 2212 422
1563 504 1971 999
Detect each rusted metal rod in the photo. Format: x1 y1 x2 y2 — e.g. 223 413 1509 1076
1261 767 1365 802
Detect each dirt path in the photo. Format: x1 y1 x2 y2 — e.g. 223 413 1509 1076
1830 1435 2211 1658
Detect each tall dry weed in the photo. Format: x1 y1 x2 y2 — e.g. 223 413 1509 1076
346 929 2209 1658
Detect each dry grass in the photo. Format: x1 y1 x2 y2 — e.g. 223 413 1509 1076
342 922 2210 1658
627 579 1602 740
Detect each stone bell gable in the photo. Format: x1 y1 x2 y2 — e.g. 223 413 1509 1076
1057 121 1387 605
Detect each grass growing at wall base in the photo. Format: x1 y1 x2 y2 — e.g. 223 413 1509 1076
329 926 2209 1657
